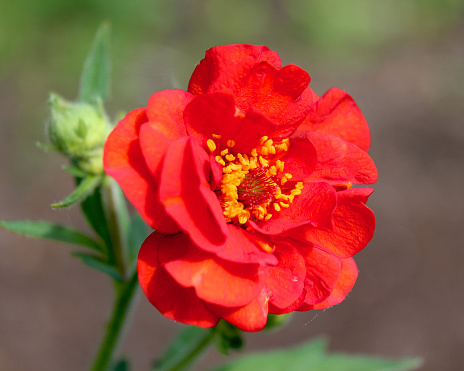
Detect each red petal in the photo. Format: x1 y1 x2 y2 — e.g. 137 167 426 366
308 257 358 310
211 225 278 266
137 233 219 328
249 181 336 235
156 233 264 308
300 88 371 152
188 44 282 96
268 290 306 315
146 89 192 139
158 136 229 249
299 246 342 306
231 62 314 132
298 257 358 311
264 242 306 309
304 132 378 186
184 92 277 154
103 109 179 233
279 134 317 180
208 288 270 332
297 188 375 258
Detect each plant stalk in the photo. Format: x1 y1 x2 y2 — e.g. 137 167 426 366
167 330 216 371
90 271 139 371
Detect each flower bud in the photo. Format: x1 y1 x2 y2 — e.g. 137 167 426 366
48 93 110 174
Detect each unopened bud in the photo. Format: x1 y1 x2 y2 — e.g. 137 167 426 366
48 93 110 174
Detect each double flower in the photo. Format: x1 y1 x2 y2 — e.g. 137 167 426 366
104 44 378 331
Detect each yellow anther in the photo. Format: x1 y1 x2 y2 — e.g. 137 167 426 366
290 189 302 196
221 148 229 156
260 146 269 156
268 166 277 176
296 182 304 190
212 134 222 139
281 177 288 185
280 202 290 208
259 156 269 167
269 146 276 154
227 140 236 148
264 139 273 147
274 203 281 212
276 160 284 172
206 139 216 152
251 148 258 157
275 194 288 200
285 173 293 179
257 240 274 253
264 214 273 221
259 136 269 145
215 156 225 166
225 154 236 161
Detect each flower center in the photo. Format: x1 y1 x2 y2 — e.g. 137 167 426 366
207 134 303 225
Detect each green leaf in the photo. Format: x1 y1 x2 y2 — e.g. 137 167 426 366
62 165 88 178
51 175 102 208
78 21 111 104
0 220 103 252
153 326 215 371
207 337 422 371
80 183 113 251
72 252 122 281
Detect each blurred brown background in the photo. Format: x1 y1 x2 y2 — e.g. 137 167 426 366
1 1 463 370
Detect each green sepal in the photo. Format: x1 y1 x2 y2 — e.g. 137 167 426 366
51 174 102 209
214 321 243 355
78 21 111 104
71 251 122 282
153 326 215 371
206 337 422 371
0 220 103 252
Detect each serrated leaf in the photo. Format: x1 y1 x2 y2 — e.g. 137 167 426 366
0 220 103 252
153 326 214 371
51 175 102 208
78 21 111 104
206 337 422 371
72 252 122 281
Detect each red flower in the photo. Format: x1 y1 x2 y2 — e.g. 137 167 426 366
103 45 377 331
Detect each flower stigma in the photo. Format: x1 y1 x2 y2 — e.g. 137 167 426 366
208 134 304 225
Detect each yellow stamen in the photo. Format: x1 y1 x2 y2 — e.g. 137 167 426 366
206 139 216 152
210 133 303 225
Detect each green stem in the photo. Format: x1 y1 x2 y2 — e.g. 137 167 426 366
167 330 216 371
90 271 139 371
90 176 137 370
101 177 129 278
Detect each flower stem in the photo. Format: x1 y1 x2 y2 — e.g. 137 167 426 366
90 271 139 371
90 176 137 370
167 329 216 371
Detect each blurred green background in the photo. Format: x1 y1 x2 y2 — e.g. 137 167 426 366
1 1 463 370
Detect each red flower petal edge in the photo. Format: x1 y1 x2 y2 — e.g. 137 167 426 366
104 44 377 331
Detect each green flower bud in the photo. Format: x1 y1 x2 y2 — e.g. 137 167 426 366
48 93 110 174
